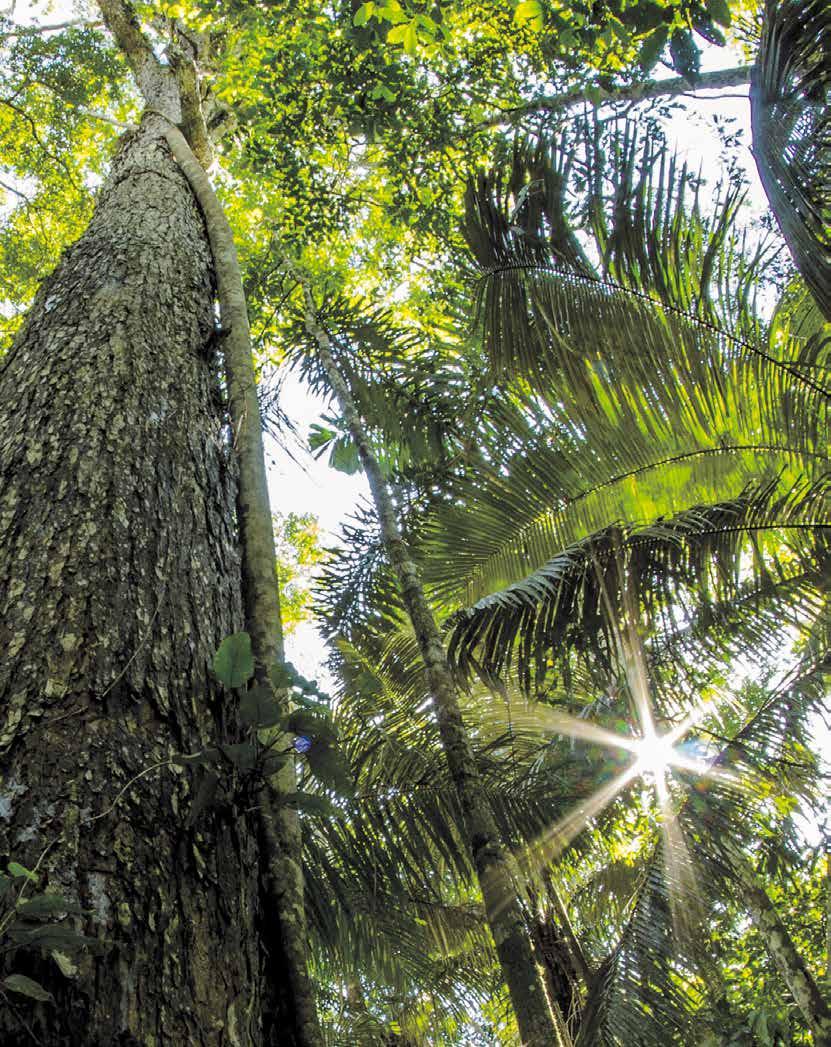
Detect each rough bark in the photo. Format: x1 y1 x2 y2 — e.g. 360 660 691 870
294 273 560 1047
0 119 274 1045
160 123 323 1047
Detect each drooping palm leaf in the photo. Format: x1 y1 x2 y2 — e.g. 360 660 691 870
751 0 831 320
446 477 829 691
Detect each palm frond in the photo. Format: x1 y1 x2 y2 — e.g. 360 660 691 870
751 0 831 320
446 477 830 691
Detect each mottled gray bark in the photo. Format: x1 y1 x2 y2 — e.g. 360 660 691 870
0 120 277 1044
160 123 323 1047
293 273 560 1047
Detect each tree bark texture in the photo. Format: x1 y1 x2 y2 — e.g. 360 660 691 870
0 120 278 1045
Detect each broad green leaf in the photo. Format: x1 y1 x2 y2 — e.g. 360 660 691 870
669 28 700 83
619 1 663 31
370 83 397 102
514 0 543 32
352 1 374 27
2 974 53 1004
219 741 257 772
240 684 284 729
287 707 336 741
306 740 355 797
212 632 254 689
329 436 361 474
386 23 408 45
403 20 418 55
51 951 78 978
707 0 731 27
7 923 97 952
16 894 82 920
261 751 289 777
638 25 668 70
270 661 295 690
8 862 37 882
308 423 338 456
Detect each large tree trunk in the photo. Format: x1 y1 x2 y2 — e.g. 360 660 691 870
0 119 275 1044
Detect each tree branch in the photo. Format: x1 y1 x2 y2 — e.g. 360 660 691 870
479 65 752 129
97 0 212 164
0 20 103 41
97 0 181 123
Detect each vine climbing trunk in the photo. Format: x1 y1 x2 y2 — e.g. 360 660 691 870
160 123 323 1047
0 118 269 1045
295 273 561 1047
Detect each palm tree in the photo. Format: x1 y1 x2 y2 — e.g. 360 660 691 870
281 96 829 1040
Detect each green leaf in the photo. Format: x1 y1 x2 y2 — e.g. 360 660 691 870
261 751 289 777
7 923 97 952
16 894 82 920
287 708 337 742
514 0 543 32
2 974 53 1004
707 0 731 27
240 684 284 729
370 83 397 103
212 632 254 689
692 12 726 46
270 661 295 690
402 20 418 55
669 28 700 83
637 25 668 70
186 771 220 827
352 1 374 27
308 422 338 456
8 862 37 882
306 740 355 797
386 23 408 45
619 1 663 31
219 741 257 772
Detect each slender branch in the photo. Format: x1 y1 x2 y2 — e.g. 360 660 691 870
479 65 752 129
0 176 28 201
0 19 103 40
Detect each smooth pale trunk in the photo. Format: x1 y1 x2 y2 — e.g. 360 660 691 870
0 122 282 1044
